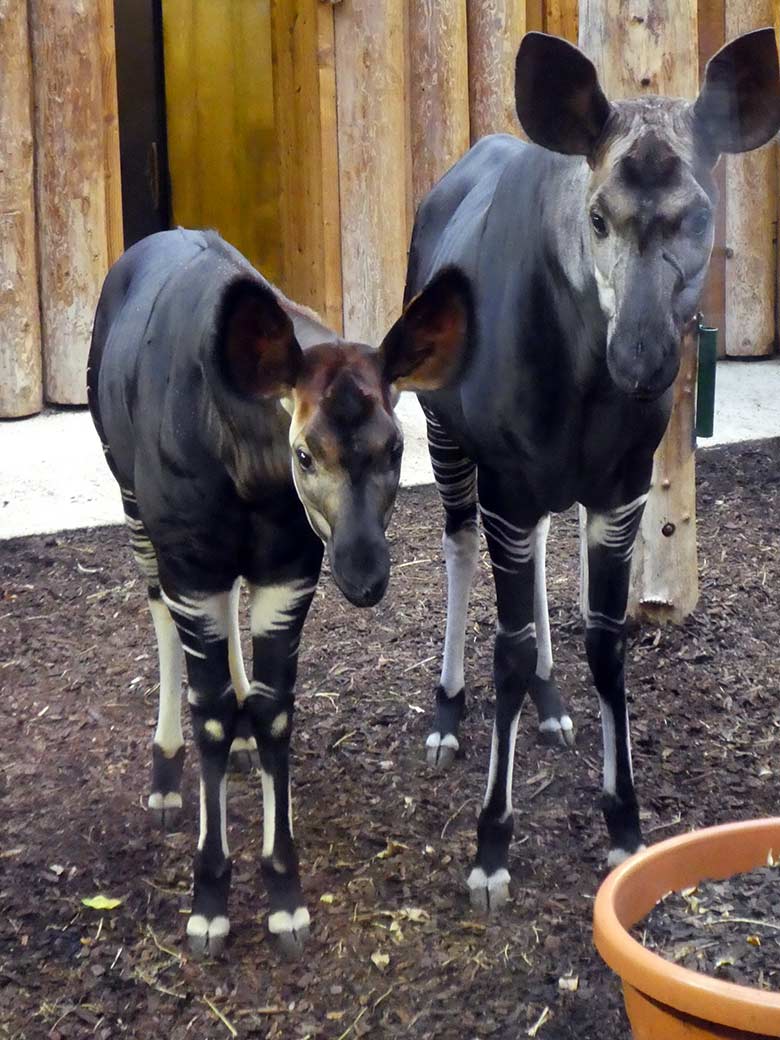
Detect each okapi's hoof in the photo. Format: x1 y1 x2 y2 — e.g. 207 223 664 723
537 714 576 749
228 736 261 774
425 731 459 769
148 791 183 832
268 907 311 960
467 867 511 913
186 914 230 959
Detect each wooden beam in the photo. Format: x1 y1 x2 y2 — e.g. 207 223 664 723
409 0 470 210
724 0 776 356
0 0 42 417
698 0 727 355
271 0 342 331
31 0 111 405
467 0 527 142
97 0 123 266
334 0 408 344
580 0 699 625
544 0 578 42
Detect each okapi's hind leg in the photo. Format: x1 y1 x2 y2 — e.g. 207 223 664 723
528 516 575 748
122 490 185 830
422 406 478 768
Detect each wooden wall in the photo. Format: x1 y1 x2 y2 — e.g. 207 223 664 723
163 0 281 285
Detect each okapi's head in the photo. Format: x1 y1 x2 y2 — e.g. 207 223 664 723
219 268 472 606
515 28 780 399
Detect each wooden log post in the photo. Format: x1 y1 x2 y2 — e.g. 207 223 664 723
271 0 342 331
30 0 118 404
334 0 409 344
0 0 43 417
544 0 578 42
580 0 700 624
409 0 470 210
724 0 776 356
466 0 527 142
698 0 727 354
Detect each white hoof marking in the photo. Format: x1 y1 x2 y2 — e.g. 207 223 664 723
148 791 182 810
271 712 289 738
607 844 645 868
467 867 510 893
186 914 230 939
230 736 257 753
268 906 310 935
425 732 459 751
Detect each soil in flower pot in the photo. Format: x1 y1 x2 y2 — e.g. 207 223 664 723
632 861 780 991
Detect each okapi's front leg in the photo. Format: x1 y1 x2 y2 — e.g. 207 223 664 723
225 578 261 774
422 405 479 767
528 514 574 748
162 587 238 957
583 494 647 866
467 497 539 912
245 575 318 957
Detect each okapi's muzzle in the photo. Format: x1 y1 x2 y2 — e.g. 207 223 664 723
328 525 391 608
606 326 680 400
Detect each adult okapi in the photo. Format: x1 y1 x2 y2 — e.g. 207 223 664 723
407 29 780 909
87 228 472 955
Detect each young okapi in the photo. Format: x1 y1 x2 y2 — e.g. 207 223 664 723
87 228 472 955
407 29 780 909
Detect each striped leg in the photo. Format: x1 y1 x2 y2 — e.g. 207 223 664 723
162 586 238 958
467 495 539 912
584 495 647 866
422 406 478 768
122 490 185 829
528 515 575 748
225 578 261 774
245 574 319 958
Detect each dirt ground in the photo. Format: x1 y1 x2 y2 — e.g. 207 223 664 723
2 437 779 1040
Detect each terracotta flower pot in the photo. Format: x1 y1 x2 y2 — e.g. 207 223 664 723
593 818 780 1039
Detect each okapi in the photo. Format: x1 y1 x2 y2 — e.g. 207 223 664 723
87 228 472 956
407 29 780 909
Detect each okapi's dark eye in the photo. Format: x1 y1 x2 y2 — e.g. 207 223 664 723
295 447 313 472
689 208 711 238
590 210 608 239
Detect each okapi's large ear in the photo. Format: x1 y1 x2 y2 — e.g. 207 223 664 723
694 28 780 159
515 32 612 157
379 267 473 392
219 278 302 398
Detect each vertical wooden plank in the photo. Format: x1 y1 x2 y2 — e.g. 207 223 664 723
467 0 527 142
162 1 201 228
724 0 776 356
334 0 408 344
31 0 110 405
271 0 342 330
525 0 544 33
316 3 343 333
698 0 727 354
97 0 124 265
544 0 578 41
0 0 42 417
580 0 699 625
408 0 470 209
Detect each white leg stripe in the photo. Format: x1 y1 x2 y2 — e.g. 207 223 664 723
483 722 499 809
198 779 207 850
161 590 231 641
501 711 521 822
599 695 617 796
440 525 479 695
261 768 275 858
249 579 316 637
149 598 183 754
268 907 310 934
533 516 553 680
228 578 250 702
